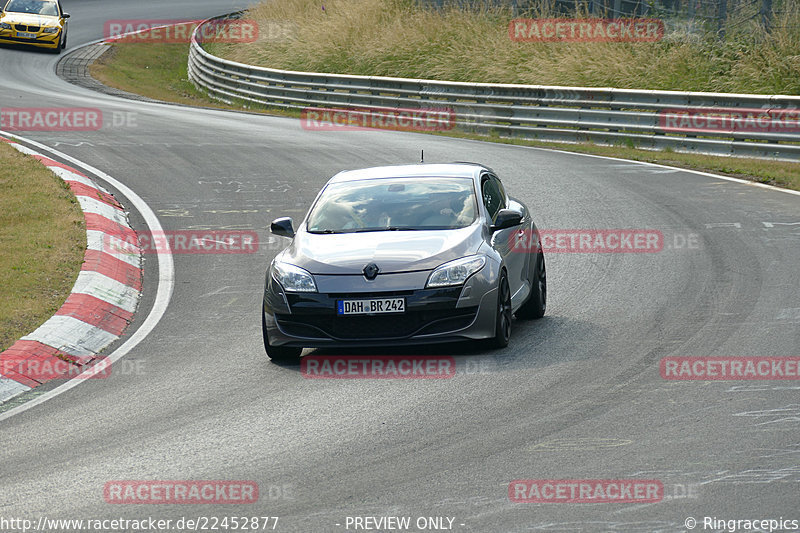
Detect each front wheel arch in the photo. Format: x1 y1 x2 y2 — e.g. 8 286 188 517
261 308 302 363
516 252 546 319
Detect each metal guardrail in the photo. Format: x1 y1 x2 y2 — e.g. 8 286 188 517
188 13 800 161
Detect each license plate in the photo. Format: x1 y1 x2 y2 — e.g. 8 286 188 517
17 32 36 39
337 297 405 315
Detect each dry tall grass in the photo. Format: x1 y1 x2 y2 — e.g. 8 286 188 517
212 0 800 94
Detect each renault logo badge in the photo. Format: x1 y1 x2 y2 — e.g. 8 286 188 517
363 263 380 280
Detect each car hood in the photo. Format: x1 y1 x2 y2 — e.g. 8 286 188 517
280 224 485 275
1 13 60 24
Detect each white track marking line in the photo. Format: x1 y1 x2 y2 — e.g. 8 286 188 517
512 143 800 197
0 132 175 422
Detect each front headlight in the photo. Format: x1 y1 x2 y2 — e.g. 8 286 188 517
272 262 317 293
0 23 12 30
426 255 486 288
42 27 59 34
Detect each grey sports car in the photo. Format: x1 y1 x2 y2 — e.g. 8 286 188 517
262 162 546 362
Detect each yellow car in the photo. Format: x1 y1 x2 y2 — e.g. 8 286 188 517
0 0 69 53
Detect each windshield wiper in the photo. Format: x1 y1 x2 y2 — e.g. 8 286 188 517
308 229 343 234
352 227 420 233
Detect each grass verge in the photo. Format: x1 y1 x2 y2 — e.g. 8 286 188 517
0 141 86 352
215 0 800 95
90 39 219 107
90 33 291 115
88 26 800 192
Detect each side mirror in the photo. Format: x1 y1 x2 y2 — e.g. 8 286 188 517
490 209 523 232
270 217 295 238
63 13 70 18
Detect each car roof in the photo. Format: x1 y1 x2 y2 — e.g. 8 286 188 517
328 163 490 184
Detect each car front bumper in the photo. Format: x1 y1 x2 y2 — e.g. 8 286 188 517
0 29 60 48
263 265 500 348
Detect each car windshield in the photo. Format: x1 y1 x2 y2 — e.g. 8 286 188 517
4 0 58 16
306 177 478 233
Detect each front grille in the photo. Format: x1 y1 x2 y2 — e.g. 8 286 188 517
325 290 415 298
2 36 49 43
13 24 40 31
277 307 478 340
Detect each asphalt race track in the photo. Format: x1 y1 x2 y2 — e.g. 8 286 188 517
1 1 799 531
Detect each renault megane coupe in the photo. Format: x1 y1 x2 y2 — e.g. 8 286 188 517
262 163 546 362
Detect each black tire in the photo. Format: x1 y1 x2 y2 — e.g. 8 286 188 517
516 252 546 319
490 270 512 349
262 310 302 363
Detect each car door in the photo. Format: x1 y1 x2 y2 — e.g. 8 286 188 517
481 173 527 304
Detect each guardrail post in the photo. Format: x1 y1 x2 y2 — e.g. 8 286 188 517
717 0 727 37
761 0 772 31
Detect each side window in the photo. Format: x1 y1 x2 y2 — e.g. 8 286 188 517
481 174 506 222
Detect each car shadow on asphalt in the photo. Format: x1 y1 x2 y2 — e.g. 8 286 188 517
267 314 605 374
0 42 61 54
